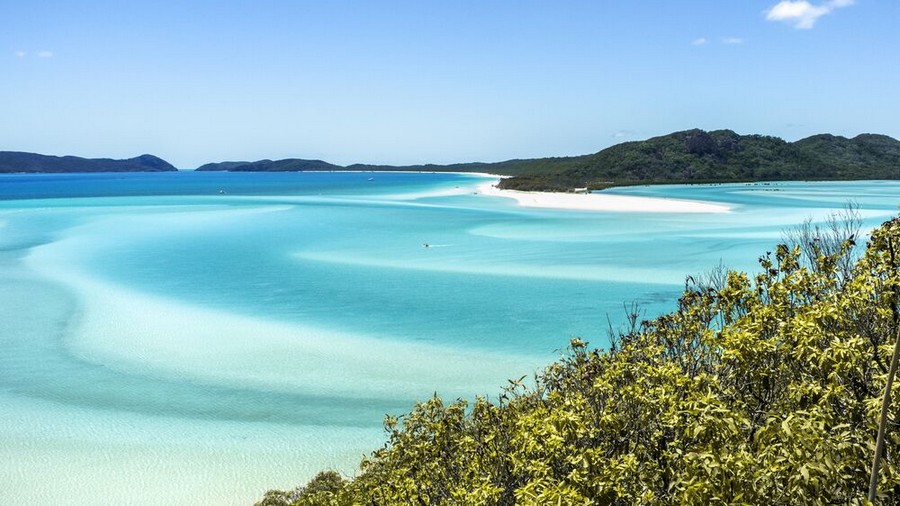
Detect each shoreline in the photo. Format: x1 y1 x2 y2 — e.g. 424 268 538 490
475 179 731 214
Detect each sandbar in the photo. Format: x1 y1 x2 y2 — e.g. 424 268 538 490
476 180 730 213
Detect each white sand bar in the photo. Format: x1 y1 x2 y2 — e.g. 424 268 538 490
477 180 730 213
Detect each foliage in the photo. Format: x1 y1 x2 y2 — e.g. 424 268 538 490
0 151 177 173
196 158 339 172
194 129 900 186
257 471 348 506
8 130 900 181
498 129 900 191
199 156 595 177
260 216 900 505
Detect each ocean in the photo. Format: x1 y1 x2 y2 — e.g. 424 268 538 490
1 171 897 504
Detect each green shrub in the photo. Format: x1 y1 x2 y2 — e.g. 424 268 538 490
261 217 900 505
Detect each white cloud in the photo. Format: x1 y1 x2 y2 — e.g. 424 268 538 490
14 50 26 58
691 37 708 46
37 50 53 58
722 37 744 45
766 0 855 29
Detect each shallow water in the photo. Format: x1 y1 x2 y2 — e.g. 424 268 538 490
1 172 897 504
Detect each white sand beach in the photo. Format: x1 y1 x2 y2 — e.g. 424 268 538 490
477 180 731 213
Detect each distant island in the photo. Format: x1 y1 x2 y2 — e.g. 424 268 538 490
6 130 900 189
495 129 900 191
0 152 177 173
196 129 900 191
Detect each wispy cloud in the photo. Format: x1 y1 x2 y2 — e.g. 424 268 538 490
13 50 55 59
691 37 744 46
613 130 637 139
766 0 855 29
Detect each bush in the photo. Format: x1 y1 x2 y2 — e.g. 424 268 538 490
262 217 900 505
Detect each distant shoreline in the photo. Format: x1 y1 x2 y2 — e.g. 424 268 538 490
7 129 899 190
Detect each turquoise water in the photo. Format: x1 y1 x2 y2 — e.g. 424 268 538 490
1 172 898 504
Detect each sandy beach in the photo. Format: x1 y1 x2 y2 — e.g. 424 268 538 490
476 180 731 213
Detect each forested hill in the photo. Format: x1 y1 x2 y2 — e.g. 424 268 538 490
194 158 561 174
195 159 340 172
498 130 900 191
0 152 178 173
10 129 894 182
195 130 900 191
196 156 599 178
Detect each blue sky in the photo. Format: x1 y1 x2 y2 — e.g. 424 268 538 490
2 1 898 169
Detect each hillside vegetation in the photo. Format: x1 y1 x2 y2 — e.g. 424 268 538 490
195 159 340 172
196 130 900 192
0 152 177 173
259 214 900 505
5 130 899 183
195 157 591 176
498 130 900 191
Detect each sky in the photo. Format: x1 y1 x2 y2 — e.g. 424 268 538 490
2 0 898 169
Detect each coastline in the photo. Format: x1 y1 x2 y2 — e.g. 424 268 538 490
475 179 731 214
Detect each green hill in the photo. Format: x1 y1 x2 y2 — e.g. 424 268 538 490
0 152 177 173
195 157 587 176
5 130 899 182
498 129 900 191
196 158 339 172
194 130 900 192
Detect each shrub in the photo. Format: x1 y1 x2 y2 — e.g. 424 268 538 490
261 217 900 505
